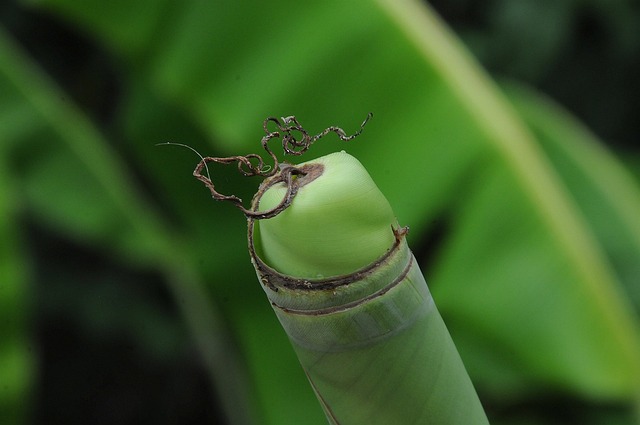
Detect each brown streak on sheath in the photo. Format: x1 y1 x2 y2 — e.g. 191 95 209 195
272 254 414 316
248 198 409 291
247 157 408 293
292 162 324 189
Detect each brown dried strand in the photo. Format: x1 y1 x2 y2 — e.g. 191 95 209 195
245 166 305 219
193 158 304 219
310 112 373 144
259 132 283 177
193 156 246 204
277 112 373 155
235 153 267 176
262 116 283 134
193 113 373 219
280 116 312 154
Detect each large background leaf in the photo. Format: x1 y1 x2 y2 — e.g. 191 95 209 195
2 0 639 424
0 27 258 425
0 113 34 425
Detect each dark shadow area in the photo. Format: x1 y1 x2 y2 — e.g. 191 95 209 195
28 222 223 425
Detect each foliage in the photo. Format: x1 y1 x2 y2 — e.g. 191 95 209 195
0 0 639 424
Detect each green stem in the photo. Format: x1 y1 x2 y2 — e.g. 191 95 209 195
248 152 489 424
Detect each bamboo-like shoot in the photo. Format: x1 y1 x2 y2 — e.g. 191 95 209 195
249 151 489 424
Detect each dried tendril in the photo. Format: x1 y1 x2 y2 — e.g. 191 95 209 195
163 113 373 219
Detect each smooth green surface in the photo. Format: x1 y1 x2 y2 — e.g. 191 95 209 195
3 0 640 423
257 151 396 278
271 249 489 424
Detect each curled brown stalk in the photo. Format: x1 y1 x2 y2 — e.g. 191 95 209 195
191 113 373 219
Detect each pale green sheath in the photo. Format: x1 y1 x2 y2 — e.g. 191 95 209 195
247 152 489 424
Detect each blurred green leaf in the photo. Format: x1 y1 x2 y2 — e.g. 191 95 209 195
0 136 34 425
10 0 640 423
504 83 640 309
0 27 257 425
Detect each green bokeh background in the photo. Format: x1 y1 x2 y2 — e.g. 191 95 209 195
1 0 639 424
